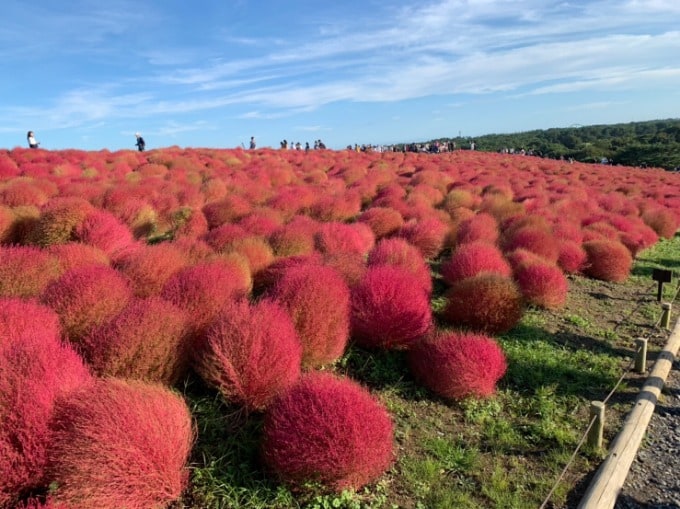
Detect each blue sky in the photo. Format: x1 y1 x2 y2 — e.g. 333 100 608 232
1 0 679 151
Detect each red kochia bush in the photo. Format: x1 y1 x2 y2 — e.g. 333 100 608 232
49 242 110 273
80 297 188 385
396 217 450 259
440 241 511 284
314 221 372 256
641 206 678 239
0 298 61 344
357 206 404 239
513 261 568 310
441 274 524 335
1 332 91 508
267 264 350 369
367 237 432 294
0 245 61 298
408 331 507 400
41 265 132 341
193 299 302 411
261 372 394 491
455 212 500 245
161 259 252 336
582 239 633 282
502 226 560 264
557 240 587 274
46 378 194 509
351 265 432 349
113 243 187 297
73 210 135 256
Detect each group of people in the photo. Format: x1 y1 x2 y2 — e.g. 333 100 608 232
278 139 326 151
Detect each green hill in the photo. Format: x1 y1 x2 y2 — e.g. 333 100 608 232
421 118 680 170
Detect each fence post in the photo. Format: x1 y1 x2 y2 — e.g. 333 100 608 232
587 401 605 450
661 302 672 330
634 338 648 374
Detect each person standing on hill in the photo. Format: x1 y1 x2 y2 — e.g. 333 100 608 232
27 131 39 148
135 133 146 152
249 136 256 149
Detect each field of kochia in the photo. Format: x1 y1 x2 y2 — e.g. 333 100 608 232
1 146 678 509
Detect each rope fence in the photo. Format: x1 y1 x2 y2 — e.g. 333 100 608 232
538 273 680 509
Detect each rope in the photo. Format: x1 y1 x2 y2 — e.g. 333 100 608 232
538 414 598 509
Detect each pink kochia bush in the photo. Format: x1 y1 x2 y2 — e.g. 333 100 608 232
408 331 507 400
440 241 512 284
46 378 194 509
261 372 394 491
513 261 569 310
442 274 524 335
41 264 132 341
0 298 61 342
80 297 189 385
193 298 302 411
161 259 252 336
582 239 633 282
267 264 350 369
73 210 134 256
0 321 91 508
351 265 432 349
367 237 433 294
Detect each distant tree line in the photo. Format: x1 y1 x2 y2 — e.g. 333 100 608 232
423 118 680 170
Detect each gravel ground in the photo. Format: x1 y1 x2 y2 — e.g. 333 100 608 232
615 358 680 509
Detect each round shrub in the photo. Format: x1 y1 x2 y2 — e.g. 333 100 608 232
0 245 61 298
193 298 302 411
0 298 61 344
367 237 432 294
357 206 404 239
441 274 524 335
513 261 568 309
408 331 507 400
502 226 560 264
113 243 187 298
582 239 633 282
323 252 367 288
641 207 678 239
49 242 110 273
261 372 394 491
396 217 450 259
161 259 252 336
440 241 511 284
351 265 432 349
46 378 194 509
80 297 189 385
267 264 350 369
1 332 91 508
557 240 587 274
27 197 95 247
314 221 372 256
41 264 132 342
74 210 135 256
455 212 499 245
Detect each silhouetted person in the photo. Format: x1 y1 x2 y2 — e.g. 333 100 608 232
249 136 256 149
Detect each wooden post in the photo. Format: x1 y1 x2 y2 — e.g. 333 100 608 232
578 317 680 509
661 302 672 330
634 338 647 374
587 401 605 450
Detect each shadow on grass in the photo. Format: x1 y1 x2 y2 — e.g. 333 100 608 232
179 376 292 509
338 343 430 401
499 323 639 401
